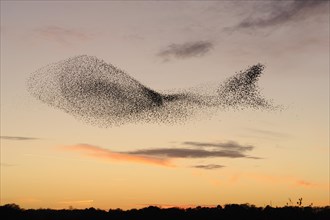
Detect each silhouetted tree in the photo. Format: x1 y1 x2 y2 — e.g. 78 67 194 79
1 203 329 220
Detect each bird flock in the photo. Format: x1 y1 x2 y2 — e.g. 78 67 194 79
27 55 276 127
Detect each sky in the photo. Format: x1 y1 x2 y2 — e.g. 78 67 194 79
0 0 329 210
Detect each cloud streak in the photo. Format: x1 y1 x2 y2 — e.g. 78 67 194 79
1 163 16 167
62 141 260 168
232 0 328 30
34 25 91 46
192 164 225 170
127 148 256 159
62 144 172 167
0 136 39 141
247 128 290 138
158 41 213 60
127 141 259 159
229 172 324 188
183 141 254 152
295 180 316 187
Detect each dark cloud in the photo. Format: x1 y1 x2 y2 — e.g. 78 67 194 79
192 164 225 170
127 148 258 159
127 141 260 159
158 41 213 60
128 148 243 158
183 141 254 152
233 0 328 29
0 136 39 141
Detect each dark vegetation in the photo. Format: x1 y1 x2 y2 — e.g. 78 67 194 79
1 203 329 220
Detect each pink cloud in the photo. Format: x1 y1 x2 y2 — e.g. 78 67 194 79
61 144 173 167
295 180 316 187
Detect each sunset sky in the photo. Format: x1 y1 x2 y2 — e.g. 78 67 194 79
1 0 329 210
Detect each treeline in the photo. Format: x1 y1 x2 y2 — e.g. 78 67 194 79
1 203 329 220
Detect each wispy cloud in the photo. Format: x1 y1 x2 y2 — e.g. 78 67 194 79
127 141 258 159
246 128 290 138
295 180 316 187
192 164 225 170
34 25 92 46
62 141 260 168
1 163 16 167
183 141 254 152
62 144 173 167
231 0 328 30
230 172 323 189
158 40 213 61
127 148 257 159
0 136 39 141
